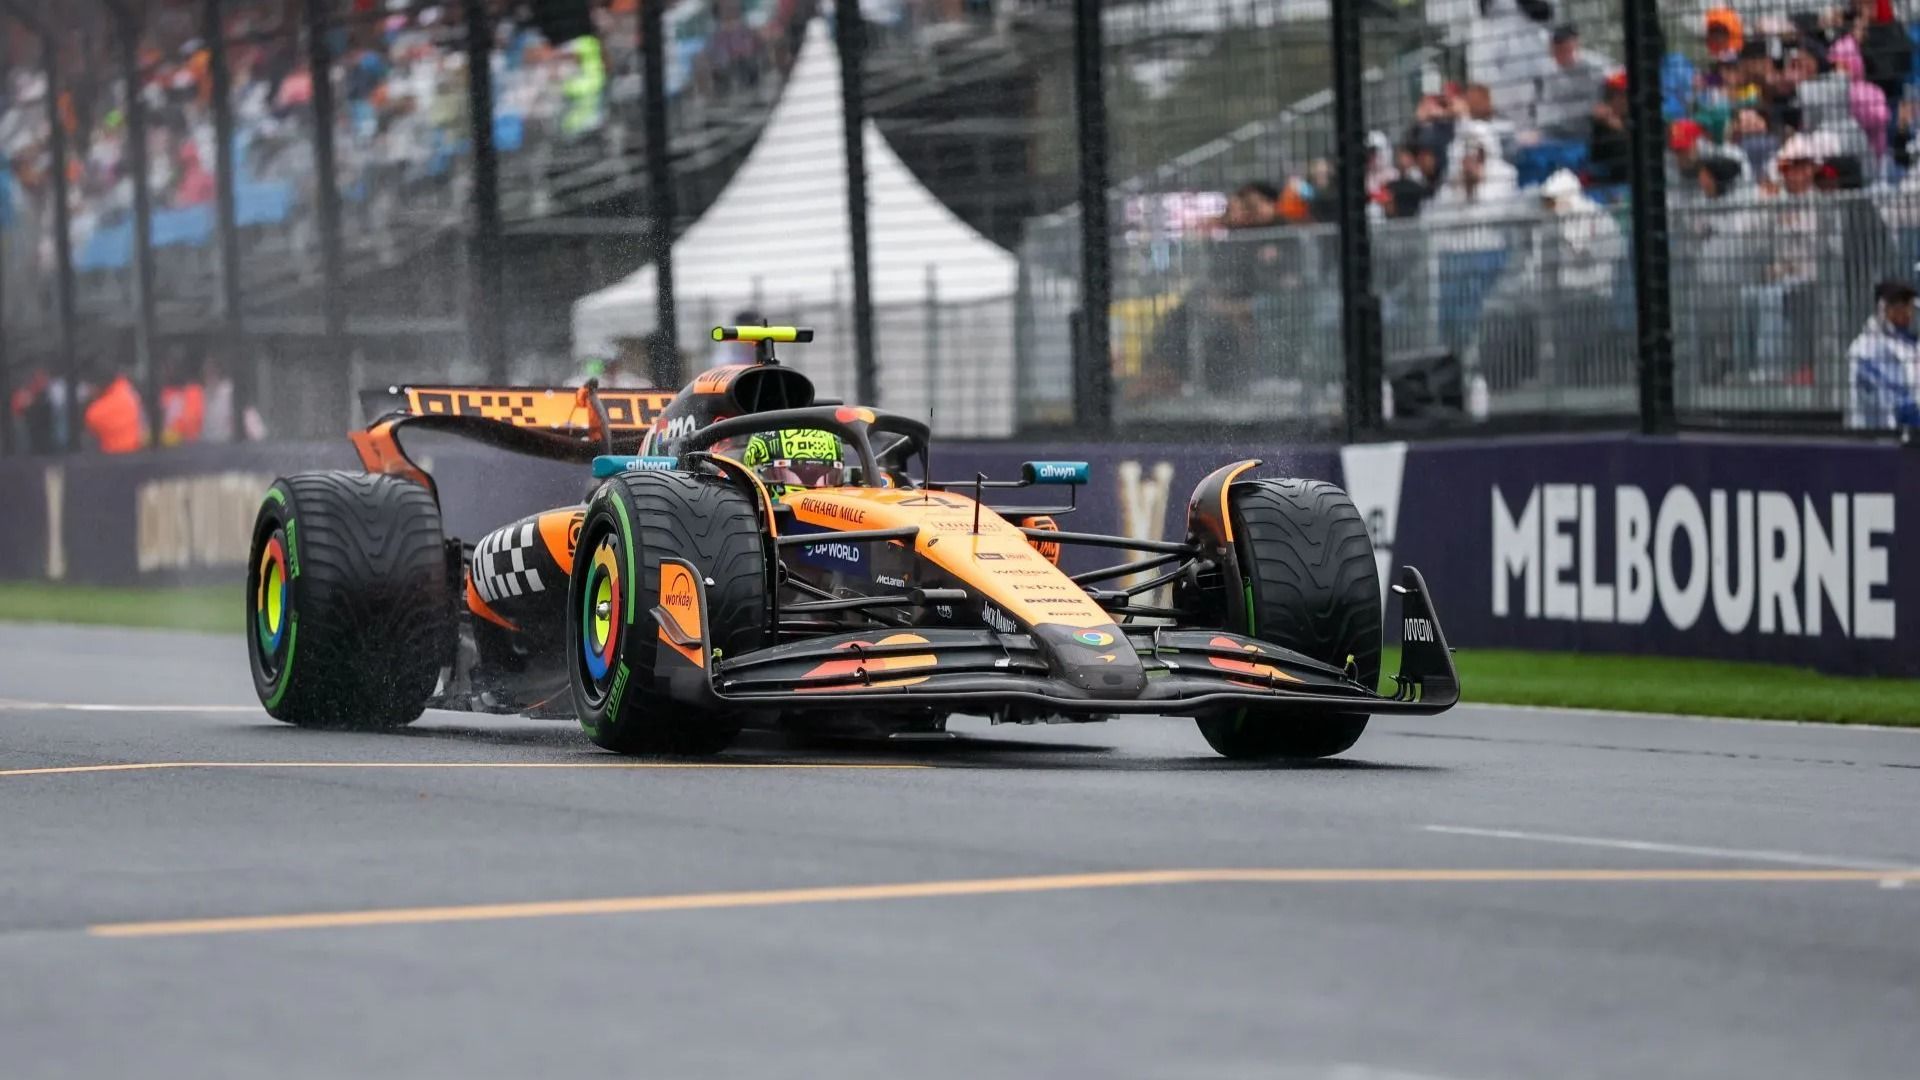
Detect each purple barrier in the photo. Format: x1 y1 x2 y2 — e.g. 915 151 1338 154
1 433 1910 675
1375 435 1919 676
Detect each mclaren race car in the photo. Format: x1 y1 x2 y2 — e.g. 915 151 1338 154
246 326 1458 759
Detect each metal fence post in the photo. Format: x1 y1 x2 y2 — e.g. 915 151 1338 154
1623 0 1675 434
833 0 877 406
109 1 162 439
1332 0 1381 441
1071 0 1112 434
304 0 348 425
642 0 677 378
205 0 246 438
465 0 507 383
0 193 9 455
37 17 79 450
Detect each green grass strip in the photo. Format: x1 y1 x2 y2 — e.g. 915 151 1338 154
0 582 239 635
1382 646 1920 727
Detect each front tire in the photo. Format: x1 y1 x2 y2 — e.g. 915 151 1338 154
1196 478 1381 760
246 472 453 728
567 471 769 755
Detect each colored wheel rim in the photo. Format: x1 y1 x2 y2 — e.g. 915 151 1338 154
254 531 291 679
579 533 623 694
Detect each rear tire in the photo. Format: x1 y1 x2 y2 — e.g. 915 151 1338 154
568 471 769 755
1196 478 1380 760
246 472 453 729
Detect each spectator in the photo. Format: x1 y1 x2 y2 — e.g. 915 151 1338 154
1830 34 1892 163
1535 168 1622 298
1276 175 1318 225
1668 118 1751 201
1530 25 1607 144
1684 156 1760 384
1455 82 1517 162
1407 92 1458 169
173 138 214 207
1729 105 1781 179
1305 158 1339 223
8 366 56 454
1739 135 1822 383
1429 137 1518 213
1791 47 1872 160
1411 144 1447 192
83 369 148 454
1698 155 1746 201
201 355 236 444
1859 0 1913 110
1458 0 1559 120
1428 138 1521 360
1704 9 1743 66
1847 279 1920 429
1383 176 1431 220
1730 41 1775 111
1588 71 1630 186
1364 131 1404 206
158 351 205 446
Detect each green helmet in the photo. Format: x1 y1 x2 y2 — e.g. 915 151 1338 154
739 428 847 495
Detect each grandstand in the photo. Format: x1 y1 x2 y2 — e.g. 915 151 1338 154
4 0 1919 448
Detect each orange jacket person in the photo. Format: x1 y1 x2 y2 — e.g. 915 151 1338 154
85 374 148 454
161 380 206 445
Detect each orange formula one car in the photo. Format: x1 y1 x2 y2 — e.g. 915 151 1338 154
246 327 1457 759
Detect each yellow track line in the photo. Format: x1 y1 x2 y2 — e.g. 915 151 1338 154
89 867 1920 939
0 761 930 778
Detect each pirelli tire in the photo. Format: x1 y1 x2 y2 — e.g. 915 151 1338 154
1198 478 1382 760
568 471 770 756
246 472 454 729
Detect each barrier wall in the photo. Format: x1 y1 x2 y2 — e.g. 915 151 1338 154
1 434 1911 675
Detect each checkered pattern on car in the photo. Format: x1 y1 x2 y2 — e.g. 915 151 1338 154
472 522 545 603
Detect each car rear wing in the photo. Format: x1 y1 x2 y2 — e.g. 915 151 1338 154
359 385 676 433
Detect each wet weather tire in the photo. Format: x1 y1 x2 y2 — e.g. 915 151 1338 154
568 471 769 756
1197 478 1381 760
247 472 453 729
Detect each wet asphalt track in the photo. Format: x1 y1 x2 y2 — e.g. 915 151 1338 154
2 623 1918 1080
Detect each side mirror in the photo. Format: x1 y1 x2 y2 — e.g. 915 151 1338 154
1021 461 1089 485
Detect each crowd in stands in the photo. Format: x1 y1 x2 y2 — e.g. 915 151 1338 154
1198 1 1920 407
8 349 261 455
0 0 817 280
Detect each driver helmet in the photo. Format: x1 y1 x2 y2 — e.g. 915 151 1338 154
737 428 847 496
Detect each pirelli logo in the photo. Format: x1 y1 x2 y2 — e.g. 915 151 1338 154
402 387 675 431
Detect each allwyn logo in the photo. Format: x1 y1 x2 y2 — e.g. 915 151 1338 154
1403 617 1434 643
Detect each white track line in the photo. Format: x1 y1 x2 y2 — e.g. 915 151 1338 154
1421 825 1914 872
0 700 260 713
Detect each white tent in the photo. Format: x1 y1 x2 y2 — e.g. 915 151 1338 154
572 17 1020 435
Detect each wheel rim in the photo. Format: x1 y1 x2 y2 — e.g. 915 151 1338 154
578 532 623 701
254 530 291 681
